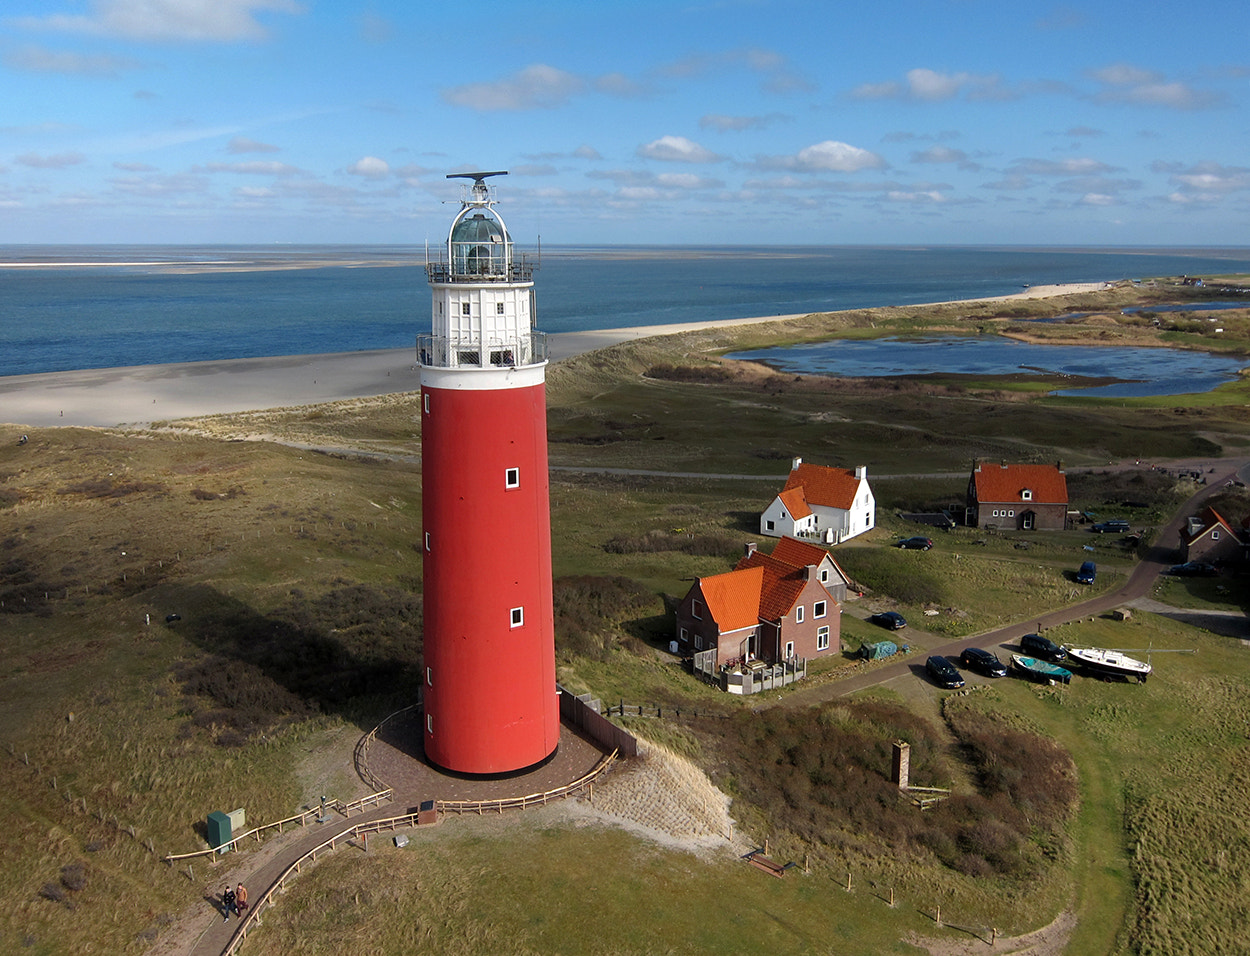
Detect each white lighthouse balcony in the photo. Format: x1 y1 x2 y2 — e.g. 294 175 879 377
416 330 548 369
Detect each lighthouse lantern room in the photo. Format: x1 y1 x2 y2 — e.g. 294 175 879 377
418 171 560 775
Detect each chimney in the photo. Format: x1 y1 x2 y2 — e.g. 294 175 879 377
892 740 910 791
855 465 867 480
1056 459 1064 473
1001 460 1008 469
744 542 757 558
791 456 803 471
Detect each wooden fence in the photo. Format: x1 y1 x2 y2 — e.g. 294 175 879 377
559 687 638 757
163 790 394 864
221 748 619 955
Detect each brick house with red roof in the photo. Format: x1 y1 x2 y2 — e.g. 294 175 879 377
759 458 875 544
674 537 843 673
1180 506 1246 564
967 461 1069 531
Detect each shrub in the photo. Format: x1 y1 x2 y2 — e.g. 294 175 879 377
552 575 657 662
60 861 89 892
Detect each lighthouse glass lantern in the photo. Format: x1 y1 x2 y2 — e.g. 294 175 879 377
417 171 560 775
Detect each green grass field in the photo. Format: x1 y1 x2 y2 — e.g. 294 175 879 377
2 281 1249 954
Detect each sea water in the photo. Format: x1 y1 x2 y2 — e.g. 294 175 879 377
2 244 1249 377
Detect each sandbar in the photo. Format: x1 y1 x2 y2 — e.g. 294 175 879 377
0 283 1105 430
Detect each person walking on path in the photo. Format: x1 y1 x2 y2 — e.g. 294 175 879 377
235 882 249 920
221 885 236 923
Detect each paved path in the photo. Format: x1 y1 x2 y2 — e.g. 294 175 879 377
183 718 608 956
777 458 1250 709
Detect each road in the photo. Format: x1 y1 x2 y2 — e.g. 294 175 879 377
775 457 1250 709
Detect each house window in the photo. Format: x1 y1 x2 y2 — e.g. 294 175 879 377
817 626 830 650
461 302 471 316
692 600 703 621
510 607 524 628
426 667 433 687
814 601 826 619
694 632 702 650
1022 489 1033 501
496 302 505 315
426 713 434 734
784 641 795 659
820 568 829 583
766 520 775 531
505 467 520 489
795 605 804 624
424 532 431 552
1212 530 1220 540
1008 510 1015 517
679 627 688 644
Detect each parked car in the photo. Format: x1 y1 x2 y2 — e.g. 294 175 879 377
870 611 907 630
1020 632 1068 663
959 647 1008 677
1168 561 1218 577
1076 560 1097 584
1091 520 1130 534
898 536 934 550
926 655 965 689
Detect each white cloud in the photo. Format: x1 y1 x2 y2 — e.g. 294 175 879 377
1079 193 1116 206
1088 63 1221 110
1161 162 1250 194
14 0 305 43
637 135 720 163
228 136 280 154
442 64 584 111
200 160 301 175
573 145 602 161
16 151 87 169
754 140 886 174
851 68 1008 102
910 146 980 171
346 156 390 179
887 190 946 203
1010 157 1118 176
4 44 142 75
700 113 787 133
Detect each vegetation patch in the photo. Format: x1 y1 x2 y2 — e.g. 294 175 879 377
552 574 658 662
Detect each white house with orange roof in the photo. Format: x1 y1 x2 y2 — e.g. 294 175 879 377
759 458 875 544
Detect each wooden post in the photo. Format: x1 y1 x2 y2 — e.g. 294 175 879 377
763 837 769 856
889 887 895 907
991 927 998 945
845 871 852 892
936 905 941 927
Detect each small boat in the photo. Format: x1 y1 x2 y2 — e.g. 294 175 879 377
1066 646 1151 683
1011 654 1073 685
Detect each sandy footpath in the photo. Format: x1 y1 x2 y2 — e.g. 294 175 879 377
0 283 1103 429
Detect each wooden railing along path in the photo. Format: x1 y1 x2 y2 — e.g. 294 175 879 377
221 748 618 954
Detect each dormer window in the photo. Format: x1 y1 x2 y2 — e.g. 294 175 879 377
1021 489 1033 501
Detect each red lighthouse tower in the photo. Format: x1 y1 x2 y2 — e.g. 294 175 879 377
418 171 559 775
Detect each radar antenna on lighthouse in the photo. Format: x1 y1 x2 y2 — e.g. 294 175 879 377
417 170 559 775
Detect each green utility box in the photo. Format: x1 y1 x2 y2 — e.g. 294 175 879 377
207 811 233 849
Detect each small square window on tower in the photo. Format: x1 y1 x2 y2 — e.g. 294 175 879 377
496 302 505 314
426 713 434 734
510 607 524 628
461 301 471 316
424 532 431 552
505 467 520 488
426 666 433 687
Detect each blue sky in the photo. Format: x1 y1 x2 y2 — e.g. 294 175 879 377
2 0 1248 246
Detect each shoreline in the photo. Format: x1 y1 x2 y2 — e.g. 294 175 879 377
0 283 1105 429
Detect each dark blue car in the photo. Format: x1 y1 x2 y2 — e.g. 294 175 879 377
926 655 965 689
1076 561 1096 584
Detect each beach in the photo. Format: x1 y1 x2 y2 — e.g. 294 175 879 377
0 284 1103 429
